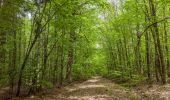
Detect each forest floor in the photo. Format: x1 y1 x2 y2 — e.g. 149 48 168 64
1 76 170 100
12 76 170 100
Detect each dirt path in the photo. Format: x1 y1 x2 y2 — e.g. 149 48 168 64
22 76 139 100
14 76 170 100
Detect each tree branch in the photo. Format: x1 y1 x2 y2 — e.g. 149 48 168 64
141 16 170 37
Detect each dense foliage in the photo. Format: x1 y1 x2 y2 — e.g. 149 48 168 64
0 0 170 98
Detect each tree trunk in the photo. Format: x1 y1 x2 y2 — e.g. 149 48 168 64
66 30 75 82
16 20 42 96
163 7 169 77
148 0 166 84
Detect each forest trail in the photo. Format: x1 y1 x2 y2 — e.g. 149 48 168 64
22 76 139 100
3 76 170 100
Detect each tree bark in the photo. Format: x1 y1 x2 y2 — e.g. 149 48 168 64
148 0 166 84
66 30 75 82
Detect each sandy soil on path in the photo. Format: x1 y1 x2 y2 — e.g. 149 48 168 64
13 76 170 100
22 76 139 100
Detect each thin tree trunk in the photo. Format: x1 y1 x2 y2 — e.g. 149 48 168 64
16 20 42 96
148 0 166 84
66 30 75 82
163 7 169 77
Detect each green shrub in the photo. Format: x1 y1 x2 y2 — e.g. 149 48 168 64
72 66 92 81
41 80 54 89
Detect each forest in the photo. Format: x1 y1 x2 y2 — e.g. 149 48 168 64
0 0 170 100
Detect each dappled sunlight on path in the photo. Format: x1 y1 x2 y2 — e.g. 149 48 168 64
29 76 138 100
20 76 170 100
